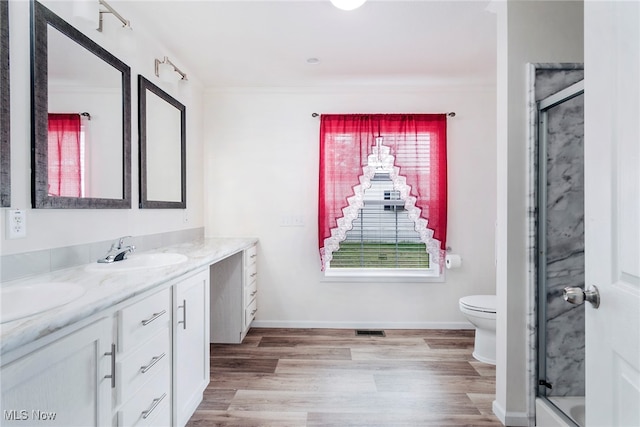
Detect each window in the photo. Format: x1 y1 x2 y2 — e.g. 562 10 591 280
47 113 83 197
318 114 447 277
383 185 404 212
331 171 430 270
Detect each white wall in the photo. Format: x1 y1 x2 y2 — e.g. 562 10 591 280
1 0 204 256
494 1 583 426
204 86 496 327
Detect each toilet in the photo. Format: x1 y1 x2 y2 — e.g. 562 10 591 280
459 295 497 365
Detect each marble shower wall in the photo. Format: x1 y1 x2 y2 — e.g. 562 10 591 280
536 68 585 397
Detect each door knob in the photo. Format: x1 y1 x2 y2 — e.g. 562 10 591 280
563 285 600 309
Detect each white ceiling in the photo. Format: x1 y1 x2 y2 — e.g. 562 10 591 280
119 0 497 88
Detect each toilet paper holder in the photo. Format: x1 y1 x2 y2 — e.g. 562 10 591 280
445 254 462 269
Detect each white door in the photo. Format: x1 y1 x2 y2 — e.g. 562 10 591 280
584 1 640 426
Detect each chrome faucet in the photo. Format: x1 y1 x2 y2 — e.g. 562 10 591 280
97 236 136 263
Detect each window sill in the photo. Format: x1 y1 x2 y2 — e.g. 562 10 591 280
322 268 444 283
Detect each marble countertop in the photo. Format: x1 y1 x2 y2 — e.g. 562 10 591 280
0 237 257 356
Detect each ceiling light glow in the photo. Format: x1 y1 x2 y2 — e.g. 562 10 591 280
330 0 367 11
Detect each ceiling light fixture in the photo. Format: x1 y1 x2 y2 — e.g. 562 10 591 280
330 0 367 11
154 56 188 83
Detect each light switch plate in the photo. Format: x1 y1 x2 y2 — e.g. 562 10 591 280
280 214 304 227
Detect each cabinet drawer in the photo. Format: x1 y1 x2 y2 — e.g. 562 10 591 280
117 328 170 404
244 279 257 307
244 299 257 329
244 245 257 267
119 288 171 353
118 367 171 427
244 263 257 286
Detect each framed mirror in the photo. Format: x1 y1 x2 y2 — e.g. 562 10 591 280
1 0 10 207
138 75 186 209
31 1 131 208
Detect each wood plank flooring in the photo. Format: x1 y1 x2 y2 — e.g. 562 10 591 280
186 328 503 427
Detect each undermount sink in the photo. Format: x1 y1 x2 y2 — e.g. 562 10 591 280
85 252 188 273
1 282 86 323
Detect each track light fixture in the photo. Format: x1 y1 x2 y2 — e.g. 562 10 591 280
97 0 131 32
154 56 188 83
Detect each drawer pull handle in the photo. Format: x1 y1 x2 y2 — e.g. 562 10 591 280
140 352 166 374
250 272 257 278
141 393 167 420
251 308 257 316
141 310 166 326
250 254 257 259
250 290 257 297
178 299 187 330
104 343 116 389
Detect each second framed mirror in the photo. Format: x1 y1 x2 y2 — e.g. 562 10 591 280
138 75 186 209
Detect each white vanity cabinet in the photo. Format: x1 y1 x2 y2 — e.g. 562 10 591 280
0 239 257 427
172 269 210 427
0 317 114 427
210 244 258 344
115 288 172 427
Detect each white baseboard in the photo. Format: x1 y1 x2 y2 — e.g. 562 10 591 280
492 400 530 426
251 320 473 329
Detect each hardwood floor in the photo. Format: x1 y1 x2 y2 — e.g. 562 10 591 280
186 328 503 427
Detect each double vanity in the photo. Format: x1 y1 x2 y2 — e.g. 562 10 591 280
0 237 258 427
1 2 253 425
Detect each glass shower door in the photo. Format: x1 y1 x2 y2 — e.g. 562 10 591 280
537 81 585 427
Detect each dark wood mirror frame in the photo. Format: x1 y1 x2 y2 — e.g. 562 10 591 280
31 1 131 208
1 0 10 207
138 75 186 209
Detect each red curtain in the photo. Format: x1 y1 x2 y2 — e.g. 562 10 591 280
47 113 82 197
318 114 447 266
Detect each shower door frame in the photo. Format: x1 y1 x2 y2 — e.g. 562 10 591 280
536 79 584 427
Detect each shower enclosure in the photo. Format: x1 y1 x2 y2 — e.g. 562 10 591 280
534 66 585 427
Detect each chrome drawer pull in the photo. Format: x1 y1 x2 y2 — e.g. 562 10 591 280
250 254 257 259
250 272 257 278
104 343 116 388
140 352 166 374
251 308 257 316
141 310 166 326
141 393 167 419
178 299 187 330
250 290 257 297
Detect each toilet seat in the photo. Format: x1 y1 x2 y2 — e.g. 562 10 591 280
459 294 496 365
459 295 496 314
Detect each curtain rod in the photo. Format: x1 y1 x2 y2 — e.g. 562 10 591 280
311 112 456 118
